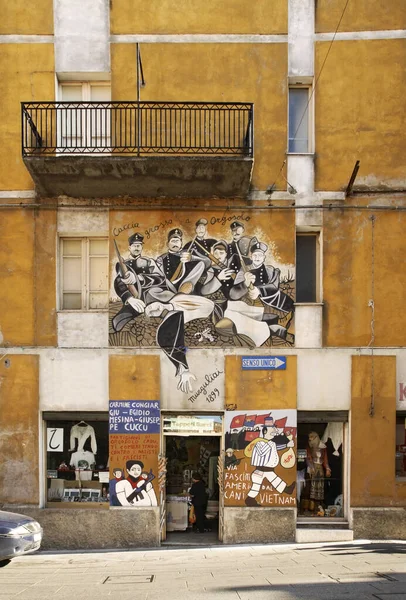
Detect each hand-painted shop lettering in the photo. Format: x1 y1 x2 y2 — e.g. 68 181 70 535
144 219 173 240
48 429 61 450
400 383 406 402
209 214 250 226
113 222 140 237
187 369 223 404
259 493 296 505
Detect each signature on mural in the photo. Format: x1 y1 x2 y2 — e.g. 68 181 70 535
109 217 295 392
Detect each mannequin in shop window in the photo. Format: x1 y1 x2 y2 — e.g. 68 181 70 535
306 431 331 512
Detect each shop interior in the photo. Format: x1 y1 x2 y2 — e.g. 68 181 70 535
296 421 344 519
46 416 109 506
164 434 221 543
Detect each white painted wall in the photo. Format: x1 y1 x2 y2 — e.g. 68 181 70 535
288 0 314 77
295 304 322 348
58 312 108 348
54 0 110 74
297 351 351 410
40 349 108 411
57 209 109 234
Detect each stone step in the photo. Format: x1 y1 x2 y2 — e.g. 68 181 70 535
295 528 354 543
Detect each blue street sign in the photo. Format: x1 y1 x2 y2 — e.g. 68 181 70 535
241 356 287 370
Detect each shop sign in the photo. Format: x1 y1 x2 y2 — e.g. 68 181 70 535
241 356 286 370
46 427 64 452
163 415 222 434
109 400 160 434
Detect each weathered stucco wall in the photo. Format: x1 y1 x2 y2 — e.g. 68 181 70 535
111 0 287 34
9 507 160 549
0 0 54 34
0 355 39 505
225 355 297 410
316 0 406 33
109 355 161 400
315 39 406 192
351 356 406 507
323 204 406 348
0 208 56 347
0 44 54 191
111 43 288 191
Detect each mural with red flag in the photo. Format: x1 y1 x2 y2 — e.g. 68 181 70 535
224 409 297 507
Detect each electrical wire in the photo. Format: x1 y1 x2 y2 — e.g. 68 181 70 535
269 0 352 192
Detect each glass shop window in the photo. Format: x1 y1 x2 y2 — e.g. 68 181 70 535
297 421 344 518
396 413 406 479
45 415 109 507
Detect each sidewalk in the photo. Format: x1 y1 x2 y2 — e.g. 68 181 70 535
0 540 405 599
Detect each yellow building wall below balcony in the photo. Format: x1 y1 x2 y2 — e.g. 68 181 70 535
323 202 406 348
111 0 287 35
0 44 54 191
351 356 406 507
316 0 406 33
109 355 161 401
0 0 53 35
111 42 288 191
225 355 297 411
0 355 40 505
315 39 406 192
0 207 57 347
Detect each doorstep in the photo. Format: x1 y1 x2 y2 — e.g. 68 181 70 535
295 522 353 543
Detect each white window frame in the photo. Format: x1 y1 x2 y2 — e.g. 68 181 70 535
288 81 314 154
57 81 111 152
58 236 109 311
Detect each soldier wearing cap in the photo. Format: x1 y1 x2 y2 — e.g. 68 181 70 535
183 218 217 259
155 228 206 295
225 239 295 345
112 232 165 332
227 221 254 263
200 239 240 313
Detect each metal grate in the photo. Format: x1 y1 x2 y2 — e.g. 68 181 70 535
21 101 254 157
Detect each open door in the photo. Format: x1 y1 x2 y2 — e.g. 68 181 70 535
158 453 167 543
217 451 225 542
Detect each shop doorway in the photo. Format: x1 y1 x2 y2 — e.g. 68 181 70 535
161 414 223 545
296 415 347 523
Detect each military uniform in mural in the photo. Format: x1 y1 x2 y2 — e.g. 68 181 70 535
224 241 294 346
183 218 217 260
112 232 165 333
227 221 255 269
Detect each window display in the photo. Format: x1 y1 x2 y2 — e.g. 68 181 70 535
396 415 406 478
46 416 109 506
297 422 344 518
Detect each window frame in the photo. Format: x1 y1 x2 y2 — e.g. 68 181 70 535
395 411 406 481
58 235 109 312
287 82 314 154
296 231 322 304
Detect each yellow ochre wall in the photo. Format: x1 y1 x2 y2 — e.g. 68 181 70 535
351 356 406 506
323 204 406 348
0 44 54 191
0 208 57 347
225 356 297 410
0 355 40 504
111 0 287 35
111 43 288 191
109 355 161 400
0 0 53 34
316 0 406 33
315 39 406 192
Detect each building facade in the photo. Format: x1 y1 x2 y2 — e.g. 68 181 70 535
0 0 405 549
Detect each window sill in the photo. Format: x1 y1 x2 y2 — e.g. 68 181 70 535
395 477 406 483
286 152 315 157
294 302 323 306
57 309 109 314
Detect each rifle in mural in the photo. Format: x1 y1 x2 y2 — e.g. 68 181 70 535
169 235 197 283
113 239 141 298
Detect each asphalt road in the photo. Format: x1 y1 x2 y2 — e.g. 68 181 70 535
1 540 406 599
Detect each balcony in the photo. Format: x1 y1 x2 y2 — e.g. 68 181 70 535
22 101 254 199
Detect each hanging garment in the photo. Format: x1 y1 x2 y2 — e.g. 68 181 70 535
321 423 343 456
70 423 97 454
70 450 96 482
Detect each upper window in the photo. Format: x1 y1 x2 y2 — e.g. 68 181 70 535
296 233 320 303
59 237 109 310
288 87 311 153
58 82 111 151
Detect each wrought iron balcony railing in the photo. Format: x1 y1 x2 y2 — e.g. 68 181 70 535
22 101 254 157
